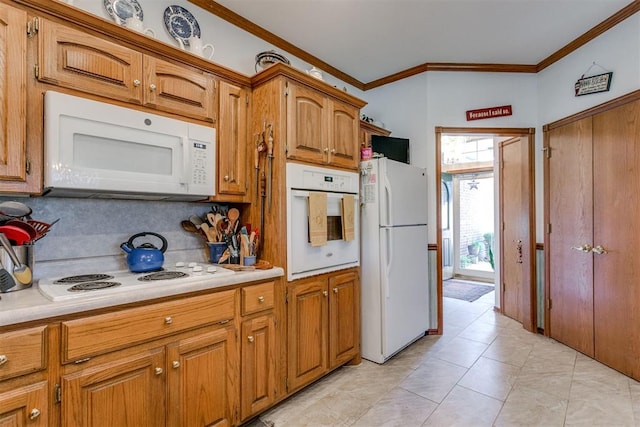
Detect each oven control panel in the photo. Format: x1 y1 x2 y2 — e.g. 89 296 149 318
287 163 359 193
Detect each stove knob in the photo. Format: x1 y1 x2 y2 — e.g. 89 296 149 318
188 262 197 268
207 266 217 273
175 262 185 267
192 265 203 272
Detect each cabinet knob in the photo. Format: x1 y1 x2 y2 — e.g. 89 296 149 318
323 290 328 297
29 408 41 420
164 317 173 325
258 296 265 303
224 175 230 182
323 148 329 153
331 148 336 154
248 336 254 343
149 83 157 91
333 287 338 294
172 360 180 369
0 355 7 366
154 367 163 375
133 79 141 87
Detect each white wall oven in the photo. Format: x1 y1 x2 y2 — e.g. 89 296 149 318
286 163 360 281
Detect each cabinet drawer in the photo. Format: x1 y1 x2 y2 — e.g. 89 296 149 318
62 290 235 362
242 282 275 315
0 326 47 381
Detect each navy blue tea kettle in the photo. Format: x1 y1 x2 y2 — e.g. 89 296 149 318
120 232 168 273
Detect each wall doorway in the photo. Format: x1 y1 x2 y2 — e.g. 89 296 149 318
434 127 536 335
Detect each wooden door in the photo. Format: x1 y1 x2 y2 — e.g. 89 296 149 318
592 100 640 378
38 19 144 104
0 4 27 183
286 82 328 165
0 381 47 426
500 136 536 330
287 278 327 392
328 271 359 368
329 100 359 170
547 117 595 357
166 326 238 427
61 349 165 427
143 56 216 122
241 313 277 420
218 80 249 197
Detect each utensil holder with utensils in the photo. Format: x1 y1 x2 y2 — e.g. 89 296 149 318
0 243 34 292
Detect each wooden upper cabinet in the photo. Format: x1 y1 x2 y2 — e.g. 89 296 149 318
329 100 359 169
37 19 216 122
217 80 249 197
286 81 328 165
360 120 391 148
38 19 144 104
0 4 27 183
144 56 216 122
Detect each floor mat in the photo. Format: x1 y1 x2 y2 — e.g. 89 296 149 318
443 279 494 302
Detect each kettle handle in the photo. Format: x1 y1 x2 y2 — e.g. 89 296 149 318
125 232 168 253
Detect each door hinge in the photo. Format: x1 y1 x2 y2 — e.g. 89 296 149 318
285 81 289 97
502 222 505 230
25 159 31 175
54 384 61 403
33 64 39 79
547 223 552 234
246 94 249 105
285 377 288 392
542 146 552 159
212 113 217 124
284 143 288 155
26 17 39 38
285 290 288 304
548 299 553 310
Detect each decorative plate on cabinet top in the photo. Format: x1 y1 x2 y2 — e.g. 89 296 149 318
164 5 201 47
103 0 143 25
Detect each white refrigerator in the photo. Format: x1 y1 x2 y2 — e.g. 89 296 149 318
360 157 429 364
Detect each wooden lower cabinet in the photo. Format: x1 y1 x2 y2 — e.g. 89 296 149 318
0 381 48 426
287 270 359 392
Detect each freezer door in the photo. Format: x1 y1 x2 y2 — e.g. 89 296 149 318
379 158 428 227
380 224 429 359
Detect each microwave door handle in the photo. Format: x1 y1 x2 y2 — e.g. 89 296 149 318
181 137 190 186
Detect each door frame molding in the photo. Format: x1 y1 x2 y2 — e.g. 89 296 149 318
435 126 536 334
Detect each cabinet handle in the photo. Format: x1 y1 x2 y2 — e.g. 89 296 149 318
172 361 180 369
0 355 7 366
248 336 254 343
323 290 328 297
333 287 338 294
571 244 592 253
258 296 265 303
29 408 41 420
149 83 157 91
133 79 141 87
154 367 163 375
323 148 329 153
164 316 173 325
330 148 336 154
224 175 230 182
592 245 608 255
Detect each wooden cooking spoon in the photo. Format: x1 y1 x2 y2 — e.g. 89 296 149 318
227 208 240 233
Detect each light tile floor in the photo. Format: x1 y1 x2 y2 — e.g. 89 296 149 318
249 291 640 426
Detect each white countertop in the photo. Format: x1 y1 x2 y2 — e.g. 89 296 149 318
0 266 284 327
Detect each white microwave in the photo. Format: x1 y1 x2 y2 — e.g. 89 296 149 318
43 91 215 201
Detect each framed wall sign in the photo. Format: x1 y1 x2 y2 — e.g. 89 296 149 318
575 72 613 96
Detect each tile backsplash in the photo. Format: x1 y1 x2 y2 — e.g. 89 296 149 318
0 196 219 278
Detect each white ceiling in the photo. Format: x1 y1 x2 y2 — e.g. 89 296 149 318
214 0 632 84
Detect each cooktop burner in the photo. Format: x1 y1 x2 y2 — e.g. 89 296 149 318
69 281 122 291
38 262 237 302
54 274 114 284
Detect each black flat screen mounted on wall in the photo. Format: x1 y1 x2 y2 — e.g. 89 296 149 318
371 135 410 164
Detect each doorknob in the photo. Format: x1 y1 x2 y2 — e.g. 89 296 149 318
592 245 608 254
571 244 593 253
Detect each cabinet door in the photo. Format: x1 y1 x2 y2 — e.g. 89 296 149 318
329 271 359 368
61 349 165 427
166 325 238 427
287 278 327 392
0 4 27 183
38 19 143 104
0 381 47 426
144 56 216 122
218 80 249 196
241 313 277 420
329 100 359 170
286 82 328 165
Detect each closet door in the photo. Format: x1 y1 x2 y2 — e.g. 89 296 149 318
548 117 594 357
593 99 640 379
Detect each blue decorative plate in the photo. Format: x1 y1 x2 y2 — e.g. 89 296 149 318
104 0 143 25
164 5 201 47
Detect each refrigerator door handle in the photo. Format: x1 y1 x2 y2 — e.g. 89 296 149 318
381 227 393 299
382 174 393 226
